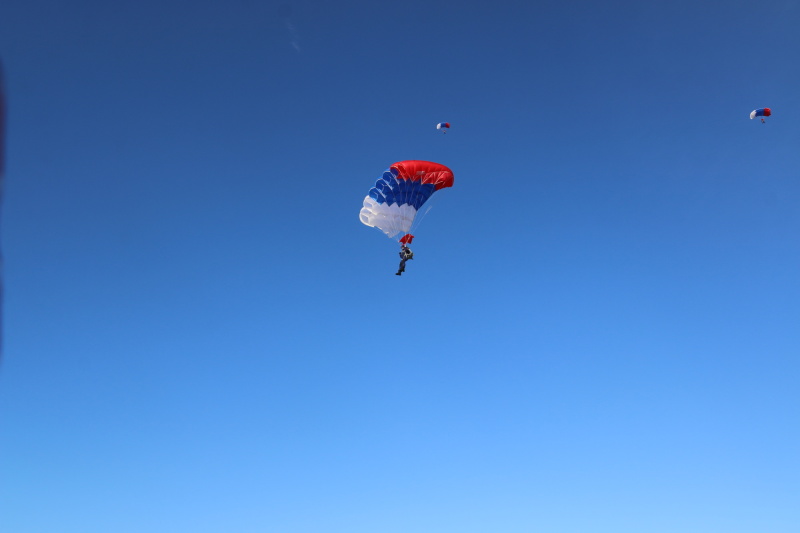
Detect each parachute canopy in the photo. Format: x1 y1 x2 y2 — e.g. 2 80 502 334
750 108 771 119
359 160 454 239
436 122 450 131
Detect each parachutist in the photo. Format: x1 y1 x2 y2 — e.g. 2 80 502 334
396 245 414 276
359 162 452 273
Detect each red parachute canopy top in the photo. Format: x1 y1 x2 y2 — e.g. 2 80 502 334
390 160 454 191
391 161 453 246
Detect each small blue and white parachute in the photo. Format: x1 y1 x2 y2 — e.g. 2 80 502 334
436 122 450 133
750 108 772 123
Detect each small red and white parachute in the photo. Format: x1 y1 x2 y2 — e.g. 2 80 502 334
436 122 450 133
750 108 771 123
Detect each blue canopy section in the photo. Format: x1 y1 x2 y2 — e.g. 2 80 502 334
367 168 437 209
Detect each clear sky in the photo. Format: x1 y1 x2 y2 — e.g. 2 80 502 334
1 1 798 532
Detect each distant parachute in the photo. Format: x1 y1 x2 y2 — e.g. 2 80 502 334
359 160 454 242
750 108 771 123
436 122 450 133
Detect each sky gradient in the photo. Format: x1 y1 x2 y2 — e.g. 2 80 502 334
1 1 799 532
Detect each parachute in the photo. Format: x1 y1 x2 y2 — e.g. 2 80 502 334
359 160 454 241
436 122 450 133
750 108 771 122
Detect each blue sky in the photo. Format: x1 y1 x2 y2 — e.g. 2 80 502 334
1 1 799 532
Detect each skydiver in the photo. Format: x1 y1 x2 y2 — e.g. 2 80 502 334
396 244 414 275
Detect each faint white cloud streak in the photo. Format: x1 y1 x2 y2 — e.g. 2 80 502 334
278 4 301 52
